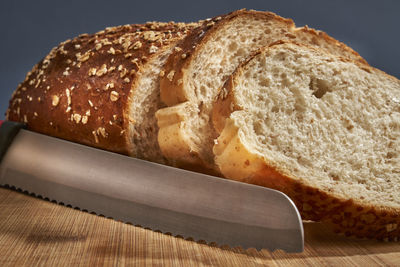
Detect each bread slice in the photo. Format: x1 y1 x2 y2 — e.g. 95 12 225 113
7 22 198 163
156 9 367 172
212 41 400 240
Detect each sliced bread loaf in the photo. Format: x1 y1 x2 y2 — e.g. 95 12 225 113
156 9 367 172
7 22 197 163
213 41 400 239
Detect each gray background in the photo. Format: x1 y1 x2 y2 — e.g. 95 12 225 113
1 0 399 120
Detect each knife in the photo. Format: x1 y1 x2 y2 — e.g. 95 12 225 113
0 121 304 252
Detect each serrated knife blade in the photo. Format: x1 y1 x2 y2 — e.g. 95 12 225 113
0 122 303 252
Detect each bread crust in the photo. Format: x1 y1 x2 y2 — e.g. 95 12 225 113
294 26 368 65
158 9 368 172
213 41 400 240
7 22 196 156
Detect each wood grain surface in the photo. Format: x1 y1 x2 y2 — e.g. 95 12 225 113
1 186 400 266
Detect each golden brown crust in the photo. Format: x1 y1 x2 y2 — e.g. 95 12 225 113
213 41 400 240
7 22 197 155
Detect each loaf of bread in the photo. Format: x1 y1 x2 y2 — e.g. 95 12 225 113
6 9 398 240
212 41 400 240
6 22 198 163
156 9 367 172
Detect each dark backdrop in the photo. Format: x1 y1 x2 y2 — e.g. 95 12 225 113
1 0 399 119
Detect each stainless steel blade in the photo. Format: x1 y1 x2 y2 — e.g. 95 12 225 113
0 129 303 252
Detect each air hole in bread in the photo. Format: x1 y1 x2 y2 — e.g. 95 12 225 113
386 152 396 159
234 48 246 58
329 173 340 181
228 42 238 52
309 78 332 98
271 106 279 113
259 78 270 87
200 85 207 96
275 52 286 61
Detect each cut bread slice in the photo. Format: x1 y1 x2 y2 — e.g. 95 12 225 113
156 9 367 171
7 22 198 163
212 41 400 239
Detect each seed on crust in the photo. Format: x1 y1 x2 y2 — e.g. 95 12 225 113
92 130 99 143
110 91 119 101
97 127 107 138
95 43 102 50
76 51 90 62
52 95 60 106
81 115 88 124
132 41 142 50
108 47 116 55
143 31 159 41
120 68 128 78
96 64 108 77
149 45 158 54
66 89 71 105
131 58 139 68
206 21 215 27
167 70 175 82
104 82 114 91
73 113 82 123
108 66 116 73
88 68 97 76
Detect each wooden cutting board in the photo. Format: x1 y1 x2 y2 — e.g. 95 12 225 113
1 186 400 266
